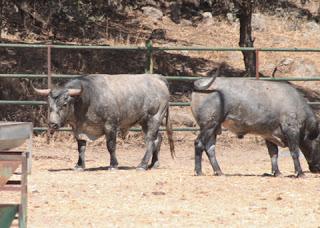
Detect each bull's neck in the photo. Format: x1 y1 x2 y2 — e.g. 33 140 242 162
66 103 76 126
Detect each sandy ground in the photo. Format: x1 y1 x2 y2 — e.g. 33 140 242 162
2 132 320 227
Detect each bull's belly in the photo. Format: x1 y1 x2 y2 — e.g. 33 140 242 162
222 119 285 147
74 122 105 142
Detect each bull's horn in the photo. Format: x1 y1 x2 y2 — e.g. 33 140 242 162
31 82 51 96
67 88 82 96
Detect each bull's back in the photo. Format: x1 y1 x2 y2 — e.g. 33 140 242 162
82 74 169 122
191 78 312 133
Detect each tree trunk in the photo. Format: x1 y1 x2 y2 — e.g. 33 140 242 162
0 0 2 41
238 1 256 77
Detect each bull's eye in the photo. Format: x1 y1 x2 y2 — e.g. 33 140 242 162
62 102 68 108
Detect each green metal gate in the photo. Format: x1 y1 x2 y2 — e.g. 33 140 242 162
1 42 320 132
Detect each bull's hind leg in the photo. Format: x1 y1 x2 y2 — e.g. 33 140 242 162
105 127 119 170
137 118 162 171
265 140 282 177
148 132 162 169
194 134 204 176
284 129 305 177
75 139 86 171
195 127 222 176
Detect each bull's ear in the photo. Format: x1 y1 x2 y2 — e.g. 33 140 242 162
67 85 82 96
30 82 51 96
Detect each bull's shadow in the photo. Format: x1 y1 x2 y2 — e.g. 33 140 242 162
221 172 320 178
48 166 136 172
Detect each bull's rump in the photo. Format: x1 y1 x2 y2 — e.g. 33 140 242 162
191 77 312 137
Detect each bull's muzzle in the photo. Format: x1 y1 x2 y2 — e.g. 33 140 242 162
48 122 60 134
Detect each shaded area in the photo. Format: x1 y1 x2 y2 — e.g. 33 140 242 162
48 166 136 172
0 43 244 126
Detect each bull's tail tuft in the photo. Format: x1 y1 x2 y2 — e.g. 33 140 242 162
165 106 175 159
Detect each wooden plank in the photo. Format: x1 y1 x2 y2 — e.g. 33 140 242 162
0 161 20 187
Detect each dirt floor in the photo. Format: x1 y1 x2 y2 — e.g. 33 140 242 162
2 131 320 227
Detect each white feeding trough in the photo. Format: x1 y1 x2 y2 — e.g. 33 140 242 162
0 122 33 173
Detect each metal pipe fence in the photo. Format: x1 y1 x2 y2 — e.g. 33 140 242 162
1 42 320 132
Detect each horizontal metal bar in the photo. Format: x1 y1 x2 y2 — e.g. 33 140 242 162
1 99 319 106
3 74 320 82
0 100 191 106
166 76 201 80
156 47 256 51
0 100 47 105
308 102 320 105
169 102 191 106
0 43 147 50
33 127 199 132
2 43 320 52
52 45 147 50
0 74 81 79
151 47 320 52
259 77 320 81
259 47 320 52
0 43 48 48
0 74 203 80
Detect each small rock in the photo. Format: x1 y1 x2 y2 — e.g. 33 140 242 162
202 12 212 19
252 13 267 32
152 191 166 196
142 6 163 20
305 21 320 32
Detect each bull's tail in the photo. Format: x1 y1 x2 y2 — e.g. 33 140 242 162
165 106 175 159
194 66 221 92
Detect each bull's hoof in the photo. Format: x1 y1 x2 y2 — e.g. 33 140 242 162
274 172 283 177
74 166 85 171
296 172 306 178
108 166 118 171
214 171 223 176
148 161 160 169
136 166 147 171
194 171 203 176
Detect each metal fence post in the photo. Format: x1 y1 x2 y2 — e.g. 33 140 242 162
145 40 153 73
46 45 52 143
255 48 260 79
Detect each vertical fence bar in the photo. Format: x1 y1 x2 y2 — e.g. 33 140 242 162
255 48 260 79
46 45 52 143
27 126 32 174
145 40 153 73
47 45 52 88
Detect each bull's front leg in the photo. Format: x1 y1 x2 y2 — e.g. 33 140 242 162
75 139 86 171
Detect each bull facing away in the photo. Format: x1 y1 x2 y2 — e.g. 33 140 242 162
191 70 320 177
34 74 175 171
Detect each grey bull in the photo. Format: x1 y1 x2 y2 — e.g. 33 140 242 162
33 74 175 170
191 70 320 177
